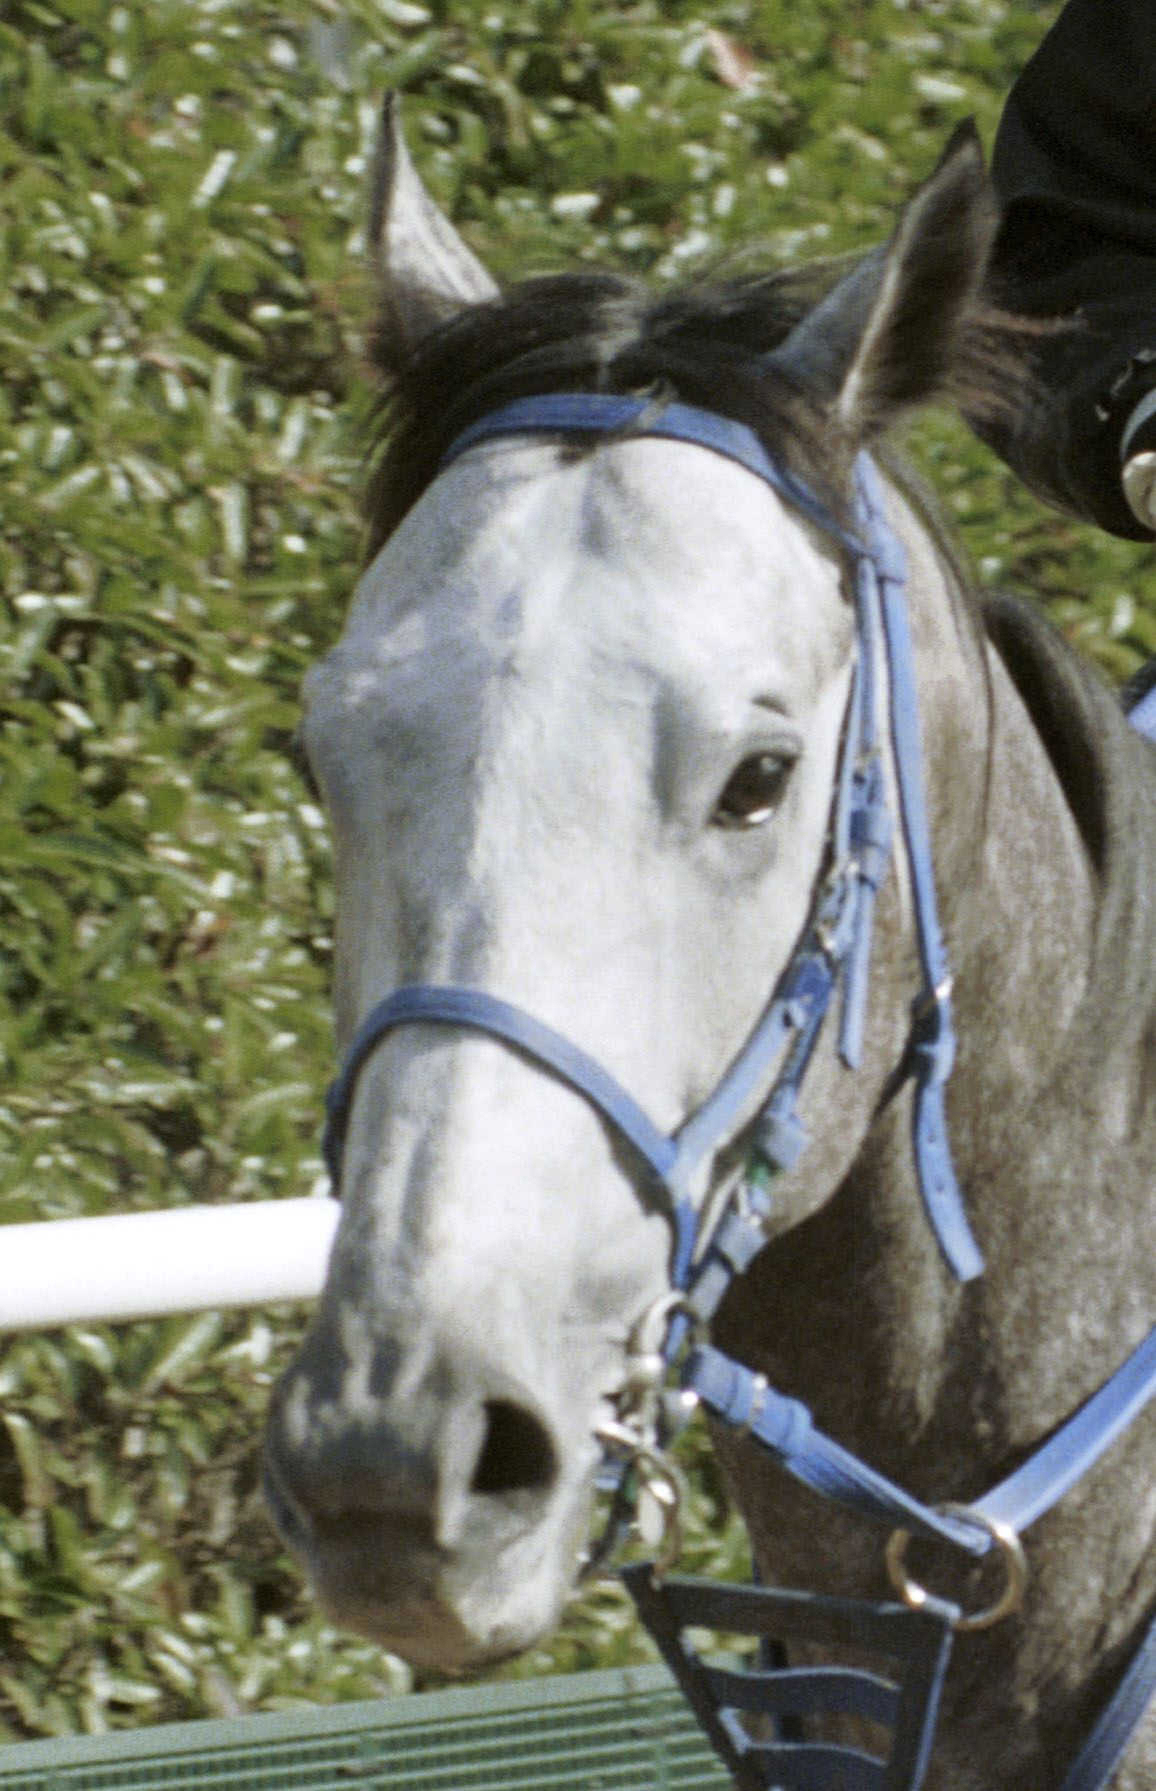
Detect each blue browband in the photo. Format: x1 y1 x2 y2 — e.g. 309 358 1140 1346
324 392 983 1284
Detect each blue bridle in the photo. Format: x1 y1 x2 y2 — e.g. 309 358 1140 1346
321 391 1156 1791
322 391 983 1286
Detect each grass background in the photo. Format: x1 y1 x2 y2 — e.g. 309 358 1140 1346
1 0 1153 1741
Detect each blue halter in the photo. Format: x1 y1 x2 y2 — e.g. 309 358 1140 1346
323 392 983 1285
321 392 1156 1791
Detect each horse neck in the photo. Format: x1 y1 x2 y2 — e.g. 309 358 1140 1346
938 598 1156 1433
867 490 1155 1469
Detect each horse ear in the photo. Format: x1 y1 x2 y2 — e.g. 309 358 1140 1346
369 94 499 353
769 120 997 440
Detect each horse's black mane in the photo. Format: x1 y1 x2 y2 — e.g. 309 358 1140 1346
363 261 1023 560
364 267 828 558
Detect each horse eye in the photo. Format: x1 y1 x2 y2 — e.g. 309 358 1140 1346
713 751 795 829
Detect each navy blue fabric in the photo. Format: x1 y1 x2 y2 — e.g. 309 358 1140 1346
702 1662 900 1725
623 1565 958 1791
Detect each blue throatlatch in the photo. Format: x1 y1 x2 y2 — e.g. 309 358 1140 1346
322 392 1156 1791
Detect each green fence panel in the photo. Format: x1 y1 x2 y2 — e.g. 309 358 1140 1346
0 1665 730 1791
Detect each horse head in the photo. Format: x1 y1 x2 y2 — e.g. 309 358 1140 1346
263 109 998 1670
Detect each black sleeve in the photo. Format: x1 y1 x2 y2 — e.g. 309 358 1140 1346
980 0 1156 538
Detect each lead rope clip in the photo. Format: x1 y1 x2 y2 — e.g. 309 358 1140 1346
593 1419 688 1582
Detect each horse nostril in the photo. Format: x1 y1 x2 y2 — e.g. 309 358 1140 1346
470 1399 558 1497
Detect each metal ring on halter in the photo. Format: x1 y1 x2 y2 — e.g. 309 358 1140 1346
594 1421 687 1581
885 1503 1028 1634
615 1293 698 1417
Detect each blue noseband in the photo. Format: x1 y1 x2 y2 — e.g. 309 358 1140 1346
322 391 983 1286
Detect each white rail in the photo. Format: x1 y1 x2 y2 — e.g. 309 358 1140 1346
0 1199 340 1331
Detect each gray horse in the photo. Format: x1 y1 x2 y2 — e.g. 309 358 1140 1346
263 109 1156 1789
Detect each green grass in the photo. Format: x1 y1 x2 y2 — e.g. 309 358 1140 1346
1 0 1152 1742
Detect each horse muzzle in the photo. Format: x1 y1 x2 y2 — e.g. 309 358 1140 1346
261 1332 596 1669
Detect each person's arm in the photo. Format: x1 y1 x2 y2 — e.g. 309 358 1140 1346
982 0 1156 537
